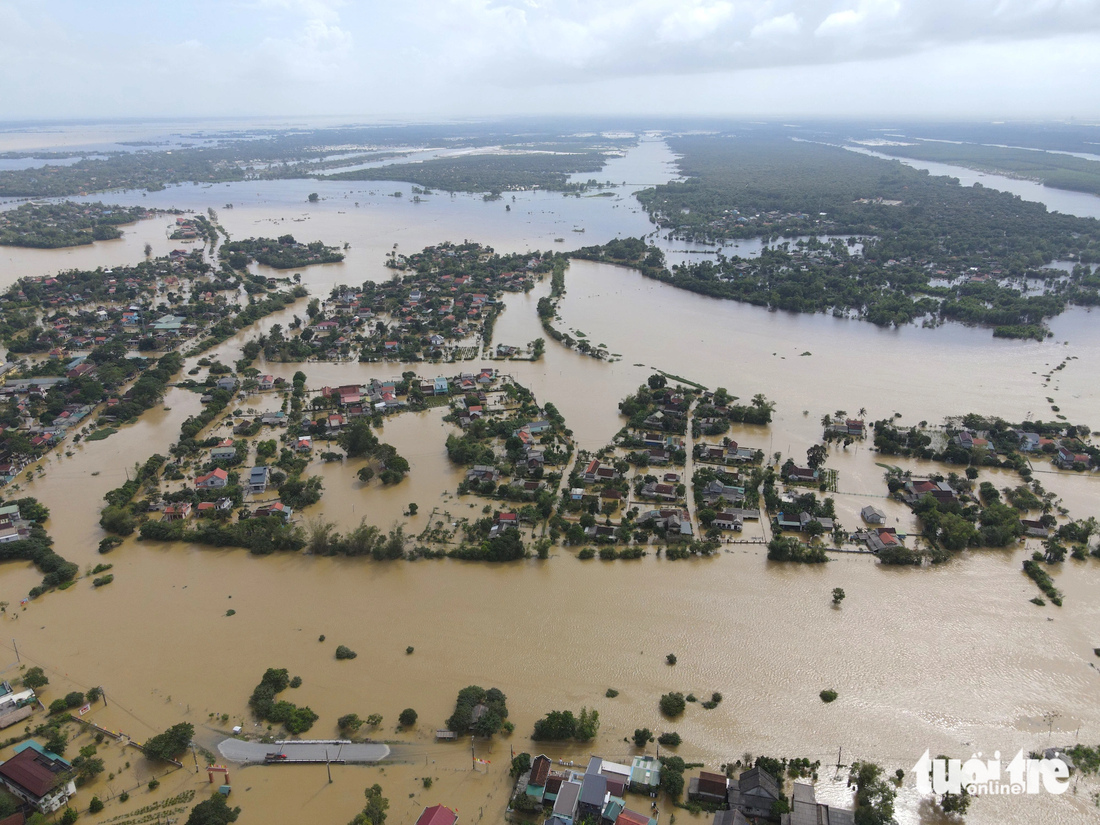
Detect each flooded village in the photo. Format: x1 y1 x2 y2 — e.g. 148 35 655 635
0 132 1097 825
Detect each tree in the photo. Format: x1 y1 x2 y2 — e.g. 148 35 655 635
575 707 599 742
532 710 576 741
398 708 417 727
357 467 375 483
144 722 195 762
659 692 686 717
473 709 502 738
308 193 320 203
340 420 379 458
647 373 667 389
807 444 828 469
185 793 240 825
22 667 48 690
338 714 364 734
510 752 532 777
849 761 896 825
89 797 104 814
633 728 654 748
45 727 67 755
335 645 358 660
832 587 846 605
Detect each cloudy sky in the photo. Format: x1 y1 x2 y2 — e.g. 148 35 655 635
2 0 1098 121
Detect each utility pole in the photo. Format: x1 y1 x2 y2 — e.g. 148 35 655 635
326 749 332 783
834 746 844 780
100 687 108 708
11 639 18 664
471 736 475 772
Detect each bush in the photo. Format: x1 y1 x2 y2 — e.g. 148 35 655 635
659 692 686 717
49 699 68 714
149 778 160 790
89 797 104 814
335 645 358 660
657 732 681 747
399 708 418 727
820 689 838 703
666 653 677 665
633 728 654 748
605 688 619 698
289 676 302 688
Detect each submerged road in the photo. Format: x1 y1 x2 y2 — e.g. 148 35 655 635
217 738 390 764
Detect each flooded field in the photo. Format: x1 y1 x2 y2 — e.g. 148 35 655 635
1 137 1099 825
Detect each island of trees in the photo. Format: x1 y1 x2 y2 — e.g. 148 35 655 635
0 202 149 248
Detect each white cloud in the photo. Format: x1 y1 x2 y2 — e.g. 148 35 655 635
751 12 801 39
0 0 1098 118
658 2 735 43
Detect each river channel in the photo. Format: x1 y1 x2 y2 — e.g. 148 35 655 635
0 134 1098 825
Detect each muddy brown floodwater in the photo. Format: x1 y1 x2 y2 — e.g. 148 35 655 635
1 138 1099 825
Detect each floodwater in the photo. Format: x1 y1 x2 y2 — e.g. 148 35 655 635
1 135 1099 825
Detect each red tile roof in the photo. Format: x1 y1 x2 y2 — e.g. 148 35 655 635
0 747 63 798
415 805 457 825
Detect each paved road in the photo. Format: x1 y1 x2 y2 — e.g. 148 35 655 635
683 397 698 530
218 738 390 764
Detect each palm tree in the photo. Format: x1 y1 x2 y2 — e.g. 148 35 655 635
858 407 867 418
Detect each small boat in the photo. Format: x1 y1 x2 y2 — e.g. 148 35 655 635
554 238 564 243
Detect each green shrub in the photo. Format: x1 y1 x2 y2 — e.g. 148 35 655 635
820 689 838 703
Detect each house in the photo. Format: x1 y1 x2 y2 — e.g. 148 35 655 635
296 436 313 452
248 466 269 494
595 466 618 482
688 771 729 804
863 528 901 553
712 512 743 531
196 501 217 517
215 376 238 392
583 459 602 483
577 771 608 822
210 439 236 460
254 502 292 521
775 512 802 531
1017 432 1042 452
703 480 745 505
711 811 751 825
1055 446 1091 469
465 465 499 483
861 505 886 524
728 766 781 820
414 804 457 825
527 754 553 795
780 781 855 825
616 809 657 825
629 755 661 793
786 466 819 483
1021 519 1050 538
162 502 192 521
799 512 834 531
552 780 582 824
257 375 275 390
641 482 677 501
195 468 229 489
434 376 449 395
0 742 77 813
